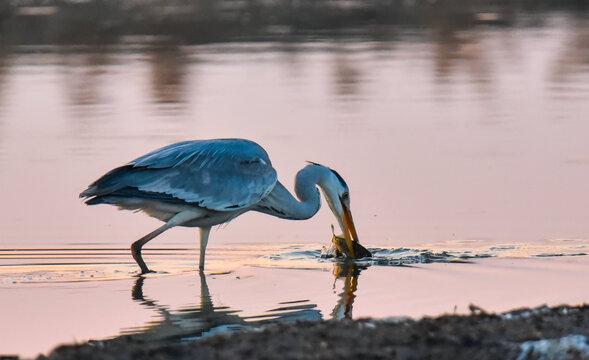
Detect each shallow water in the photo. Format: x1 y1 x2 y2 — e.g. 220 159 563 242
3 239 589 284
1 9 589 358
3 245 589 357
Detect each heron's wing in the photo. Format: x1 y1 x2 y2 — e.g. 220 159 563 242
81 139 278 211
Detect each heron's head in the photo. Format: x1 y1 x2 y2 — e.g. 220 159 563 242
309 162 359 257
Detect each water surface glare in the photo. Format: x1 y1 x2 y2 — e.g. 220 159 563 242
2 240 589 284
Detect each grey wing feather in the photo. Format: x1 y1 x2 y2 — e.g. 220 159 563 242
80 139 278 211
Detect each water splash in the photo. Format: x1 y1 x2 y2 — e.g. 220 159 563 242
259 239 589 269
258 246 488 269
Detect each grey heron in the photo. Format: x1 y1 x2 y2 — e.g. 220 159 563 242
80 138 362 274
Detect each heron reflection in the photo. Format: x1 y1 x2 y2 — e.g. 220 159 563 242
126 271 322 343
124 263 366 343
331 261 366 320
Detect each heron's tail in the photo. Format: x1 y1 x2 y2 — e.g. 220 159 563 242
84 196 106 205
79 165 135 201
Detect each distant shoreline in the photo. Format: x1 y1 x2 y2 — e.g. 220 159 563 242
1 0 588 46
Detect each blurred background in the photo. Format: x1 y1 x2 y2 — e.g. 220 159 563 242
0 0 588 250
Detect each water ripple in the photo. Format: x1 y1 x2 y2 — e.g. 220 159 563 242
1 240 588 284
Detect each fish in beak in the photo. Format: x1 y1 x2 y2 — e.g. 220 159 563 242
333 200 371 259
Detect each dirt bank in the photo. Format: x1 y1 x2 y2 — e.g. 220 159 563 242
37 304 589 360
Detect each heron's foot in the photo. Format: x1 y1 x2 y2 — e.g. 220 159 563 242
134 269 156 277
131 245 153 276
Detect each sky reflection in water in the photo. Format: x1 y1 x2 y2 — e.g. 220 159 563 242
5 249 589 357
1 13 589 250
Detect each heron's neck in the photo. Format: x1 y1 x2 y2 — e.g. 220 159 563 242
258 165 328 220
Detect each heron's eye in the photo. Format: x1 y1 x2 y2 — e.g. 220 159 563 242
341 192 349 200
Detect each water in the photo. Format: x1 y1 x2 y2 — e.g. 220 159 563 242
1 16 589 249
1 9 589 358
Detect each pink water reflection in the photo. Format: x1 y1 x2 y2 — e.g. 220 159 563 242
3 256 589 357
1 21 589 251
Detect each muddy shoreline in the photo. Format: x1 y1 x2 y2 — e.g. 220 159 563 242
36 303 589 360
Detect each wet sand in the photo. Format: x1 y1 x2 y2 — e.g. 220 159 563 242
38 303 589 360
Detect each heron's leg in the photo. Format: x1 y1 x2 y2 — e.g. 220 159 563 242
131 224 171 274
199 226 211 270
131 210 201 274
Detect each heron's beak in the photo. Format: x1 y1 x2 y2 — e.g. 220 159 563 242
340 200 359 258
